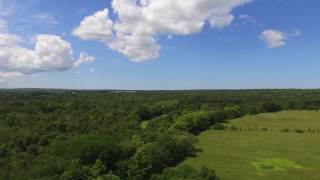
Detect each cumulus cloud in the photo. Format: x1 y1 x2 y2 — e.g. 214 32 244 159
260 29 287 48
0 71 24 83
260 29 301 48
0 33 22 46
0 71 23 81
0 33 95 80
72 9 113 42
73 0 251 62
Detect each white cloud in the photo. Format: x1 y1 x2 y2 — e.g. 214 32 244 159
0 33 95 80
239 14 254 24
239 14 264 27
0 33 22 46
73 0 251 62
0 1 97 82
33 13 59 25
73 52 96 68
209 14 234 29
0 71 23 82
0 71 23 78
260 29 301 48
72 9 113 42
260 29 287 48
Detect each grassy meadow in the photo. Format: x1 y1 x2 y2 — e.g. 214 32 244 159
184 110 320 180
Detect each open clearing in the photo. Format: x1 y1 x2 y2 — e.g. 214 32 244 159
184 110 320 180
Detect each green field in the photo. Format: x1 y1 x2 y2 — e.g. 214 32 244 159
184 110 320 180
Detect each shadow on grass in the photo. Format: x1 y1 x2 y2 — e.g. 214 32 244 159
187 148 203 158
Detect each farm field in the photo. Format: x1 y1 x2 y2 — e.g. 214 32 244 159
184 110 320 180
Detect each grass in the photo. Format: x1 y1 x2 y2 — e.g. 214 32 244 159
251 159 302 172
184 110 320 180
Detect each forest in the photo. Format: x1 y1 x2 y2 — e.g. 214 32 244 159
1 89 320 180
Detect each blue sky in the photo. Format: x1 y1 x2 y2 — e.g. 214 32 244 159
0 0 319 89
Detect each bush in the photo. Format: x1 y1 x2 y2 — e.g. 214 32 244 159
295 129 305 133
150 165 219 180
214 124 226 130
230 125 238 131
282 128 290 133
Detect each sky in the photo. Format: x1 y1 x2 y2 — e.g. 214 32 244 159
0 0 319 90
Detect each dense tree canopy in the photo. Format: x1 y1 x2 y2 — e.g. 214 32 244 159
1 89 320 179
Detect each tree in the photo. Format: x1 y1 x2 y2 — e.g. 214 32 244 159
89 159 108 179
60 159 89 180
150 165 220 180
127 145 153 180
261 102 282 113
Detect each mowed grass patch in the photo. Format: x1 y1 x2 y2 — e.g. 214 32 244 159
184 111 320 180
251 159 302 172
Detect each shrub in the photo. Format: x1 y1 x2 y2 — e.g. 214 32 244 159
295 129 305 133
214 124 226 130
230 125 238 131
281 128 290 133
150 165 219 180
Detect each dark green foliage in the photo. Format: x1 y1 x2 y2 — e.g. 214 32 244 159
60 159 121 180
214 124 227 130
261 102 283 113
1 89 320 179
150 165 219 180
282 128 290 133
51 134 121 168
60 159 89 180
174 111 216 134
127 130 196 180
295 129 305 133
